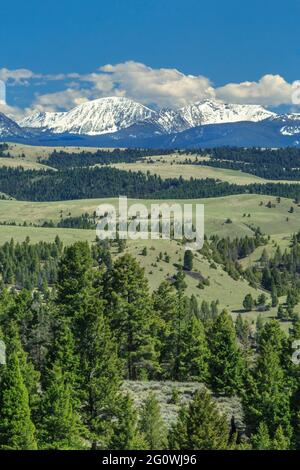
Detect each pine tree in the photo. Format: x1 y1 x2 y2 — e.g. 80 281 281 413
271 287 278 307
243 340 292 438
168 406 189 449
272 425 290 450
251 422 271 450
152 282 179 378
183 250 193 271
38 362 86 449
208 310 244 396
55 242 122 449
109 394 146 450
80 311 122 449
45 315 79 390
56 241 93 319
104 254 160 379
139 392 166 450
243 293 254 311
169 389 229 450
175 316 210 382
0 350 37 449
3 321 40 421
173 269 187 292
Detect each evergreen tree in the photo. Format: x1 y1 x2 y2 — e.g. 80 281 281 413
56 241 93 318
175 316 210 382
55 242 122 448
251 422 271 450
152 282 179 378
208 310 244 396
168 405 189 449
169 389 229 450
244 340 292 438
3 321 40 421
183 250 193 271
0 350 37 449
80 310 122 449
109 394 146 450
139 392 166 450
272 425 290 450
243 293 254 311
104 254 160 379
38 362 86 449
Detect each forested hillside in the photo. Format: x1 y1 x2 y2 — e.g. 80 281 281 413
2 165 300 201
1 239 300 450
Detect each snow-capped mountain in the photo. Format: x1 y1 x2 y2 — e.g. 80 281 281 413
176 99 276 128
269 114 300 136
19 96 277 136
157 109 190 133
0 112 29 138
4 96 300 148
19 97 158 136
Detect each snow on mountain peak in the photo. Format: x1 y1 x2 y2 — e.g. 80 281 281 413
19 97 157 136
0 112 29 138
19 96 277 136
176 99 276 128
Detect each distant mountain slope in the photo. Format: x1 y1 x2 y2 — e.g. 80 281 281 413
1 97 300 148
16 116 300 149
19 97 277 136
19 97 159 136
176 99 275 128
0 112 29 138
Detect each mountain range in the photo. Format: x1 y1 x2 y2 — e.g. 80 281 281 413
1 96 300 148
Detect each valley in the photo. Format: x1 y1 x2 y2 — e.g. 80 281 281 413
1 141 300 451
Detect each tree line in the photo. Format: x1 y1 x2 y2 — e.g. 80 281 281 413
40 148 174 169
189 147 300 180
2 165 300 201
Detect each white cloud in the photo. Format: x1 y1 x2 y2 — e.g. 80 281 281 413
24 62 214 115
1 62 300 119
31 88 91 113
0 102 25 121
216 74 297 106
0 67 36 84
95 61 215 108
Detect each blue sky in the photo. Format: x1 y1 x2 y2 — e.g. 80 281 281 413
1 0 300 117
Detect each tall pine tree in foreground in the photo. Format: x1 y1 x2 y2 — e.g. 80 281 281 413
175 315 210 382
80 310 122 449
38 362 86 450
208 310 244 396
0 350 37 450
104 254 160 380
109 394 146 450
55 241 122 449
152 281 180 379
243 330 292 441
169 389 229 450
139 392 167 450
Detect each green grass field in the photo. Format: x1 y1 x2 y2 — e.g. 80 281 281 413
112 161 300 186
0 142 118 171
0 194 299 239
0 157 53 171
0 224 96 245
112 162 266 185
0 142 115 160
0 193 297 327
